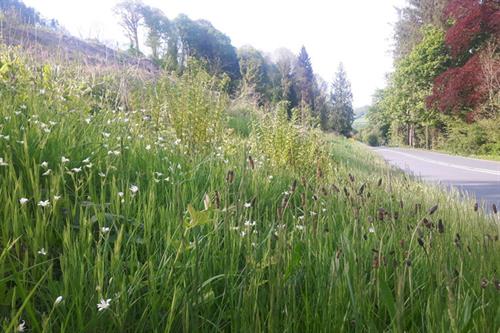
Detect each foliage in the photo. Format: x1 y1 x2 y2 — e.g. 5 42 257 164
438 116 500 156
113 0 144 53
139 4 173 63
428 0 500 118
373 26 449 147
293 46 316 111
0 0 59 28
158 60 229 153
175 14 241 84
237 46 272 105
393 0 449 60
330 63 354 136
250 102 330 176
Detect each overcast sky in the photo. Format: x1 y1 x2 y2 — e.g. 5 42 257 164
24 0 406 108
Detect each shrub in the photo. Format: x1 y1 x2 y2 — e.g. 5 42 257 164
250 102 331 177
158 61 229 154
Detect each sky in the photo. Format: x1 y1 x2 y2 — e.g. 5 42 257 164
24 0 406 108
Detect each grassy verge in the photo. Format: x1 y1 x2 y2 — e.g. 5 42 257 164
0 48 498 332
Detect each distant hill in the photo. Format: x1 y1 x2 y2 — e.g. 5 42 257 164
353 105 370 130
354 105 370 118
0 6 157 72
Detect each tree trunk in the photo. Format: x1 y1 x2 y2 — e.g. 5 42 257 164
425 125 429 149
134 30 140 53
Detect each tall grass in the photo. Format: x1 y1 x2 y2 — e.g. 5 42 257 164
0 46 498 332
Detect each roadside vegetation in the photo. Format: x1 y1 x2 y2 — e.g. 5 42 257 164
359 0 499 160
0 0 499 332
0 46 499 332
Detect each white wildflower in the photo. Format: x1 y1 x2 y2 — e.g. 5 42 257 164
0 157 8 166
61 156 70 164
98 172 106 177
19 198 29 205
53 195 61 201
41 161 49 168
71 167 82 173
368 226 375 233
54 296 63 306
118 192 124 198
102 132 111 138
101 227 111 233
244 202 252 208
42 169 52 176
17 320 26 332
129 185 139 194
37 248 47 256
244 220 256 227
38 200 50 208
82 157 90 164
145 144 151 150
97 298 111 312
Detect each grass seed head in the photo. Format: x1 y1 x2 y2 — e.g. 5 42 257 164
226 170 235 183
492 204 497 214
316 165 323 178
429 204 438 215
378 208 385 221
438 219 444 233
474 202 478 212
203 193 211 210
415 203 422 214
248 155 255 170
357 183 366 196
214 191 221 209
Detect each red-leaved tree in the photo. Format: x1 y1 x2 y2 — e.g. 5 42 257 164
428 0 500 119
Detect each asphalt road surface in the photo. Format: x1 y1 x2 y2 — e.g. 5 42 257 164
372 147 500 209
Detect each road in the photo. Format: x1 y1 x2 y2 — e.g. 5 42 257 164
372 147 500 209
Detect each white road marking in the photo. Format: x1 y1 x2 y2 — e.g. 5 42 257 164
376 149 500 176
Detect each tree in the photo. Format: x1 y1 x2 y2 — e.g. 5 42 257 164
393 0 450 60
174 15 240 83
314 75 332 130
272 48 298 117
382 27 449 147
293 46 315 112
427 0 500 119
139 5 172 62
330 63 354 136
0 0 59 28
114 0 143 54
237 46 272 105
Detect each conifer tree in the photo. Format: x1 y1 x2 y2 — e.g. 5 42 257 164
330 63 354 136
294 46 316 112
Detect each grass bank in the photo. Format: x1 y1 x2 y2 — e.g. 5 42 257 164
0 48 498 332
